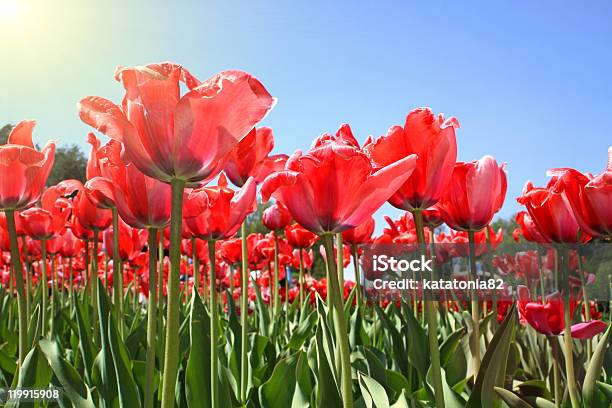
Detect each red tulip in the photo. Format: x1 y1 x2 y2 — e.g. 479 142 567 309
217 238 241 265
224 127 288 187
255 232 293 265
103 217 147 262
59 228 84 258
84 133 118 208
19 185 72 240
285 223 318 249
183 174 257 241
85 139 172 229
548 150 612 238
79 63 275 185
517 286 607 338
438 156 507 232
517 179 590 244
0 120 55 210
69 216 94 240
513 211 550 243
262 202 292 231
364 108 459 211
443 226 503 257
319 242 351 268
0 214 10 250
261 124 418 233
180 238 209 264
45 236 63 255
291 248 314 270
342 216 375 245
74 183 112 232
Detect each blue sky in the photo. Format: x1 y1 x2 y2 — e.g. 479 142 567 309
2 0 611 225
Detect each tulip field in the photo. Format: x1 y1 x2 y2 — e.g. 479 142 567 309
0 62 611 408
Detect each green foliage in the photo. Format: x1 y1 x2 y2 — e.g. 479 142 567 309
47 144 87 185
0 124 12 144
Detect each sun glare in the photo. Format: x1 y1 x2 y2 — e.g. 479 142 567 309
0 0 24 19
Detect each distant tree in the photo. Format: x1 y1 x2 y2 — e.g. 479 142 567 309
0 124 12 144
47 144 87 185
243 200 272 235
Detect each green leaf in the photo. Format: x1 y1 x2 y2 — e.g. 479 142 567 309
385 369 410 396
583 324 611 408
95 278 119 408
439 327 466 366
374 304 408 376
107 314 141 407
74 299 95 383
185 291 212 408
0 347 17 377
287 310 317 350
494 387 532 408
26 305 40 350
6 346 52 407
597 381 612 400
314 319 342 407
132 360 158 395
358 371 390 408
259 352 301 407
38 339 96 408
253 277 272 337
426 366 465 408
293 349 313 407
466 304 517 408
399 303 429 381
363 347 387 388
390 390 410 408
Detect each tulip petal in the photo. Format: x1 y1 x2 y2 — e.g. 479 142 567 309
7 120 35 148
173 70 276 182
342 154 418 230
570 321 608 339
227 177 257 236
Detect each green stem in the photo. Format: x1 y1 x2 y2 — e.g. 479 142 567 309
83 239 89 302
467 230 481 377
160 178 186 408
240 222 249 403
68 257 74 313
133 264 138 310
322 233 353 408
92 232 100 344
144 228 159 408
537 251 546 302
60 257 65 306
273 232 280 319
51 256 56 337
21 237 31 321
191 237 200 295
111 207 123 339
485 227 498 331
561 248 579 408
336 233 344 286
157 231 165 374
576 253 591 360
299 248 305 307
351 245 362 308
105 255 109 294
208 239 219 408
413 210 445 408
41 238 48 337
549 337 562 407
5 209 28 370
